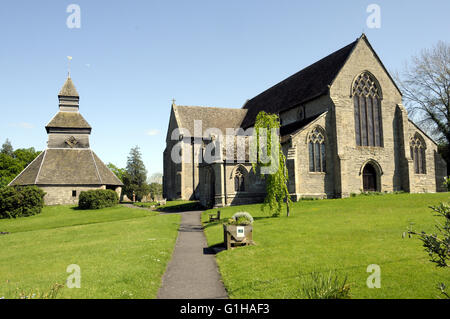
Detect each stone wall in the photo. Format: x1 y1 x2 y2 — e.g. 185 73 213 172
407 122 444 193
290 113 336 198
329 37 404 196
47 133 90 148
40 185 106 205
198 162 266 208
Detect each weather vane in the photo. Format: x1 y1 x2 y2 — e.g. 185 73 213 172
67 56 73 77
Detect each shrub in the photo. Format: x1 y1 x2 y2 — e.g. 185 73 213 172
8 283 64 299
78 189 118 210
443 176 450 191
228 212 254 225
19 186 46 217
408 202 450 298
0 186 45 219
300 271 351 299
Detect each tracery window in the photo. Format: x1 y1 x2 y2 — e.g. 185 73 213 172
308 127 326 172
234 167 245 192
410 134 426 174
353 72 383 147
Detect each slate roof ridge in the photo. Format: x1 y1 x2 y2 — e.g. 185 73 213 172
91 151 124 186
240 37 360 128
407 119 438 146
90 149 103 184
281 111 328 138
244 41 354 103
7 150 45 186
174 105 245 111
34 149 48 184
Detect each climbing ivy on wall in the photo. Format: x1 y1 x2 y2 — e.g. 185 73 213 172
252 111 292 217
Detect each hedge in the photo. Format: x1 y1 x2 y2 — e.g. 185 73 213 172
0 186 46 219
78 189 119 210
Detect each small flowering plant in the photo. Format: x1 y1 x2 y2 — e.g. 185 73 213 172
227 212 254 226
443 176 450 191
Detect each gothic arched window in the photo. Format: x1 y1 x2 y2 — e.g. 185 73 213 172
410 134 426 174
308 127 326 172
353 72 383 147
234 167 245 192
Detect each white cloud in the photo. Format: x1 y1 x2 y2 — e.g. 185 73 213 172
9 122 34 129
146 129 160 136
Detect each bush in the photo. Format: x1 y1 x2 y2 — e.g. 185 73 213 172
300 271 351 299
443 176 450 191
228 212 254 225
0 186 45 219
78 189 119 210
408 202 449 298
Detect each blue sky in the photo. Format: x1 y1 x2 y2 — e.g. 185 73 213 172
0 0 449 177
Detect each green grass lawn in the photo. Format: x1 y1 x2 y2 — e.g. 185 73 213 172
0 205 180 299
202 193 450 299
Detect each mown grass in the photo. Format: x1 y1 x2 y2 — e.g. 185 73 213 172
0 205 180 298
202 193 450 299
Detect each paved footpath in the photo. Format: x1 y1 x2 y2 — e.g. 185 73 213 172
157 210 228 299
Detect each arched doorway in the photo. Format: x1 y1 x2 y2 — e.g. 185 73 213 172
362 163 377 192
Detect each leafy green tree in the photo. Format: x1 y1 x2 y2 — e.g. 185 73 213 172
252 111 292 217
107 163 126 182
14 147 40 167
0 145 40 187
396 42 450 173
148 182 162 201
1 139 13 156
408 202 450 298
123 146 150 202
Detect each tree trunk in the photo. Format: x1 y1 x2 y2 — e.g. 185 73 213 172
286 199 290 217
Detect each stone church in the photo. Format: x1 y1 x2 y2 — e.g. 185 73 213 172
164 34 447 207
9 76 123 205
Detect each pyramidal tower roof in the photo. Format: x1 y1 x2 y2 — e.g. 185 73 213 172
9 75 123 187
58 76 79 97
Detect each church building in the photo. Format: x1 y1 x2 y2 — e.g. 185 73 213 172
163 34 447 208
9 76 123 205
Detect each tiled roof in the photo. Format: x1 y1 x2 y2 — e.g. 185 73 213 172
173 105 247 137
58 77 79 97
9 149 123 186
241 39 358 128
46 112 91 130
280 113 324 136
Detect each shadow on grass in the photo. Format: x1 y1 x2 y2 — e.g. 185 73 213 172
70 204 122 211
202 215 274 229
157 202 205 213
203 243 226 255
